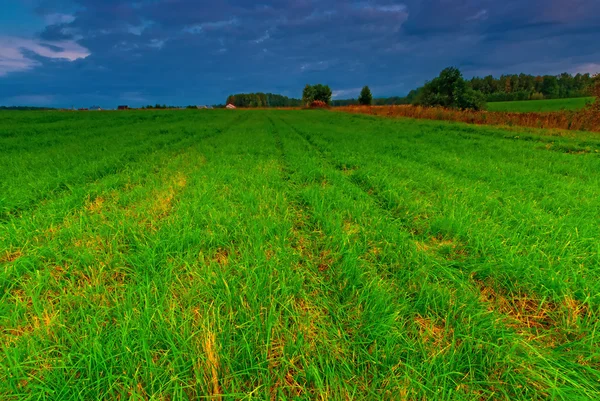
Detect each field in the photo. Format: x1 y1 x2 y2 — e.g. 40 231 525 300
487 97 594 112
1 109 600 400
338 102 600 133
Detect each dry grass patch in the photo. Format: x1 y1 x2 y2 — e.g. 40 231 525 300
293 297 326 351
415 236 468 259
473 281 595 353
317 250 334 272
342 219 361 237
147 172 188 220
0 249 23 263
3 307 61 347
85 196 105 214
268 337 303 400
203 331 222 400
477 281 556 333
414 315 453 355
72 234 109 252
213 249 230 266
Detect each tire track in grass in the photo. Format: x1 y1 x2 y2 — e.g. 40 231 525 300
0 112 248 275
291 115 600 223
0 117 264 398
269 115 526 399
0 131 181 222
284 115 600 340
0 116 251 397
270 117 353 398
278 115 451 245
185 114 327 400
274 112 600 400
0 113 245 222
0 148 206 367
293 116 600 275
0 113 247 266
281 114 592 300
338 153 599 324
78 113 309 400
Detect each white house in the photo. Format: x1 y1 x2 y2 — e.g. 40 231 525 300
226 104 236 109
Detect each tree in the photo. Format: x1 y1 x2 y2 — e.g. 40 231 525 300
541 76 560 98
302 84 316 106
302 84 332 106
358 86 373 105
414 67 485 110
504 77 512 94
590 74 600 110
313 84 332 105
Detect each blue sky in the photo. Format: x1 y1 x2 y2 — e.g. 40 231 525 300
1 0 599 108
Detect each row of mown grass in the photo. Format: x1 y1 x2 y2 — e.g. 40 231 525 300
1 109 599 399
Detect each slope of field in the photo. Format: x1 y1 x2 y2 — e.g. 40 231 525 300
487 97 594 112
1 110 599 400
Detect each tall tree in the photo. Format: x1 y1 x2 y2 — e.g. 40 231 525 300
415 67 485 110
302 84 316 106
303 84 332 105
541 76 560 98
358 86 373 105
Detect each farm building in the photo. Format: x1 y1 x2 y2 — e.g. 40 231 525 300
117 105 129 110
226 104 236 109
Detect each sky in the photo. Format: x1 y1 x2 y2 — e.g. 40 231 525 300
1 0 599 108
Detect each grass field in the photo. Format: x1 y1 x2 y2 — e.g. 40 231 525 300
487 97 594 112
1 109 600 400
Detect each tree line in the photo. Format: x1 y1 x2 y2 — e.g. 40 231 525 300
469 73 594 102
223 70 597 111
333 72 597 109
0 106 56 110
225 93 302 108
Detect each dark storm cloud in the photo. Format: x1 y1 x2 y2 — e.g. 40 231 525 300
1 0 599 107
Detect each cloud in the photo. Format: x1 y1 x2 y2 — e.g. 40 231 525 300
570 63 600 75
254 30 270 44
2 94 56 106
333 83 407 99
120 91 147 103
0 36 90 76
1 0 599 107
332 87 363 98
300 60 335 72
128 20 153 36
44 13 76 25
468 10 489 21
148 38 165 49
183 18 239 34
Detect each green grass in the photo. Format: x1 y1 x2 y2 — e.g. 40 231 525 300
487 97 594 112
1 109 600 400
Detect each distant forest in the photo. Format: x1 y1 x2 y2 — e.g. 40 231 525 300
469 73 594 101
0 106 56 110
225 93 302 108
225 92 410 108
226 72 596 108
334 73 596 106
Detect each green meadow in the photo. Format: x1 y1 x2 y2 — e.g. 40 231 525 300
487 97 594 112
1 109 599 400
